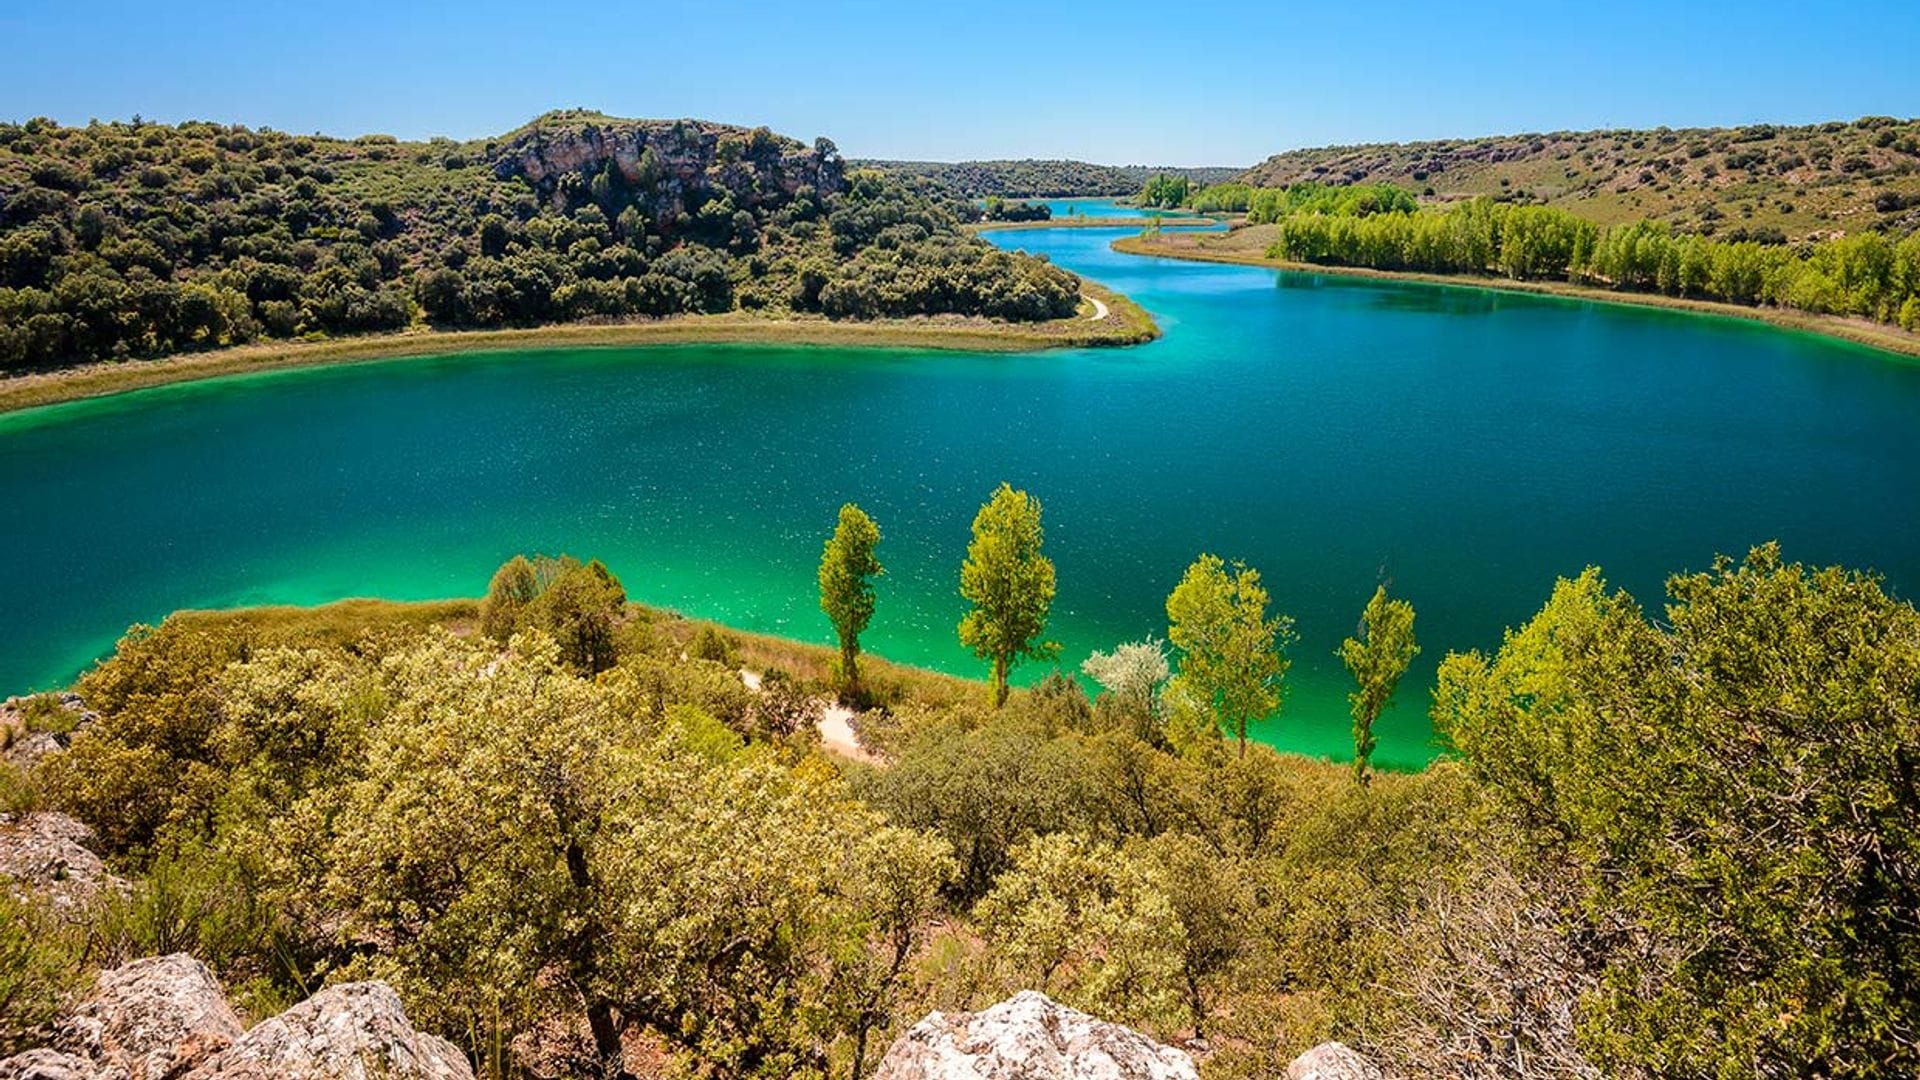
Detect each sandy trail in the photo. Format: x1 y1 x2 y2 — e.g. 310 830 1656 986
1087 294 1111 321
739 668 878 764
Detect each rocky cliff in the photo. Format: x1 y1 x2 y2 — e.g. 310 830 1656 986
489 110 844 218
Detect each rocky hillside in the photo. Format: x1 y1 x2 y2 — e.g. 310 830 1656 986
0 110 1082 374
858 159 1241 198
1235 116 1920 241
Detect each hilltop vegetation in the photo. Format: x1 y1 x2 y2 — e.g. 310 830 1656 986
4 485 1916 1079
1235 116 1920 242
855 158 1239 198
0 111 1085 374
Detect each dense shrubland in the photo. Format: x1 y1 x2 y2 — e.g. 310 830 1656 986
0 113 1082 373
1232 116 1920 241
855 159 1238 199
5 476 1915 1080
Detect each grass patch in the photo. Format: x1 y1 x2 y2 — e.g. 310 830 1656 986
151 597 986 712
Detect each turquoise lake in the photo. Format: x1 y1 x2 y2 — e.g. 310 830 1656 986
3 225 1918 766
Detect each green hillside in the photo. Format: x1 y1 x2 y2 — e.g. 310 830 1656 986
1236 116 1920 242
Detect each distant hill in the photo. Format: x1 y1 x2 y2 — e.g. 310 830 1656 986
0 110 1086 372
854 159 1241 198
1235 117 1920 241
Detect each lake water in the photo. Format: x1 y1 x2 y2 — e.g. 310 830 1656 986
3 225 1917 766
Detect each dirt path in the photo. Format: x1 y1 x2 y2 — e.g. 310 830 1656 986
1087 294 1111 321
739 668 877 764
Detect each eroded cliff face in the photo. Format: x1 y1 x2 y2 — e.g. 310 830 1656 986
489 113 845 220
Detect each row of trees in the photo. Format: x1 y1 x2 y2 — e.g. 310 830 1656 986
1261 193 1920 328
816 486 1420 777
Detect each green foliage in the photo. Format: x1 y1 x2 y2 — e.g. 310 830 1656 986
957 484 1059 707
980 197 1050 223
1165 555 1294 754
1138 174 1191 208
977 832 1187 1030
478 554 625 673
1338 586 1419 785
855 159 1238 199
1433 545 1920 1077
818 503 884 691
1258 190 1920 326
0 115 1084 373
0 890 82 1055
1234 118 1920 244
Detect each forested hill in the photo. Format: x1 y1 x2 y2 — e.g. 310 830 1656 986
1236 116 1920 242
0 111 1083 373
856 158 1241 198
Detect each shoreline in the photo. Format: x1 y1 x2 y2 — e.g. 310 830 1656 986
1110 233 1920 361
972 215 1215 231
0 282 1158 416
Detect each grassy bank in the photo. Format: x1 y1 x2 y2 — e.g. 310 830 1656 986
0 292 1159 415
1112 230 1920 361
157 596 986 710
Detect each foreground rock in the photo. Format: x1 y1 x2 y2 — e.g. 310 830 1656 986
0 812 125 912
1285 1041 1383 1080
1 693 96 768
0 955 472 1080
875 990 1197 1080
55 954 241 1079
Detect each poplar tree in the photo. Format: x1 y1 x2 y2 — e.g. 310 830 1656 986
958 483 1058 707
1338 584 1420 785
818 503 883 692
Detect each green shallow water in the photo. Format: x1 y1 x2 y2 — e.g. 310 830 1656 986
3 226 1919 767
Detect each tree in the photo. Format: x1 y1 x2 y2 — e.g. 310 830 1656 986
479 554 626 673
529 557 626 674
957 483 1059 707
1165 555 1292 756
977 832 1187 1031
1081 638 1170 741
480 554 539 640
1337 585 1419 785
1433 546 1920 1077
817 503 883 693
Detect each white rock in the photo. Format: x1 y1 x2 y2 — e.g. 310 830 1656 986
55 955 242 1079
183 981 472 1080
875 990 1197 1080
1285 1041 1383 1080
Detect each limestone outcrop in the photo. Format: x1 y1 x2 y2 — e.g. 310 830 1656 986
184 982 472 1080
53 955 242 1079
0 956 473 1080
0 812 124 912
874 990 1198 1080
1285 1041 1384 1080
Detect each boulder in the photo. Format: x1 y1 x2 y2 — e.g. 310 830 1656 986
0 1049 127 1080
874 990 1197 1080
53 955 242 1079
1285 1041 1383 1080
0 813 124 913
183 982 472 1080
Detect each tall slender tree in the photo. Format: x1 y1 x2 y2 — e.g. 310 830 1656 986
1338 584 1420 785
818 503 884 692
1165 554 1291 755
958 483 1058 707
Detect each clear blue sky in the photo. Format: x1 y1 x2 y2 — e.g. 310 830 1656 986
3 0 1916 166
